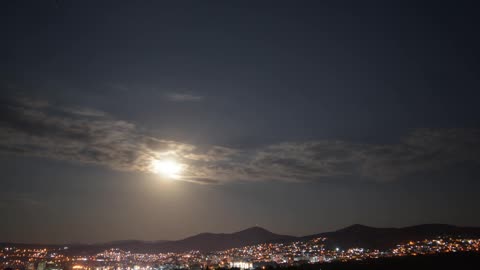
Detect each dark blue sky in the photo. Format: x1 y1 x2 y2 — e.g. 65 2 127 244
1 0 480 244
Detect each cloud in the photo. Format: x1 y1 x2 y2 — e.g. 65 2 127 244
0 96 173 173
60 106 108 117
165 92 204 102
1 96 479 184
359 128 480 181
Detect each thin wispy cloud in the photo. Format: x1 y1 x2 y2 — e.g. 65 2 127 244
0 192 42 208
1 96 479 184
165 92 204 102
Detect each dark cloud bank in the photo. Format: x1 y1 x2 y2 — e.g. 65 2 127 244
1 97 479 184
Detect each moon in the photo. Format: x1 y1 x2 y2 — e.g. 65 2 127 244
151 159 183 179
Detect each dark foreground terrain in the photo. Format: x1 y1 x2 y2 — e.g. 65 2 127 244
280 252 480 270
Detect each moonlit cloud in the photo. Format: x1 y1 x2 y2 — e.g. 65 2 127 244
1 96 479 184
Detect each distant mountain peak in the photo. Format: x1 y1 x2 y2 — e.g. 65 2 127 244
338 224 375 232
237 226 272 234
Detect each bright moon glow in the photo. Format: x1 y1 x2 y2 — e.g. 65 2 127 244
152 159 183 179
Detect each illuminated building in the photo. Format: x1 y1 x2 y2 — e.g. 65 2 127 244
229 261 253 270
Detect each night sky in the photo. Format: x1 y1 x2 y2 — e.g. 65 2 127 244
1 1 480 244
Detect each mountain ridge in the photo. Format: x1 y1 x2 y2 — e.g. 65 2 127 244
3 224 480 254
304 223 480 250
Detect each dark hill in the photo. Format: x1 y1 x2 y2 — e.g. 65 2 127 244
153 226 296 253
304 224 480 250
3 224 480 254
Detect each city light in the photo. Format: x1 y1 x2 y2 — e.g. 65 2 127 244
2 236 479 270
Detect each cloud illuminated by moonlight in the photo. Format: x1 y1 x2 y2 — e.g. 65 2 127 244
1 96 479 184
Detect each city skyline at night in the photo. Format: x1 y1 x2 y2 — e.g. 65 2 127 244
2 0 480 251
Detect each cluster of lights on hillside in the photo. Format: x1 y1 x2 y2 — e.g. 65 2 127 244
2 237 479 270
